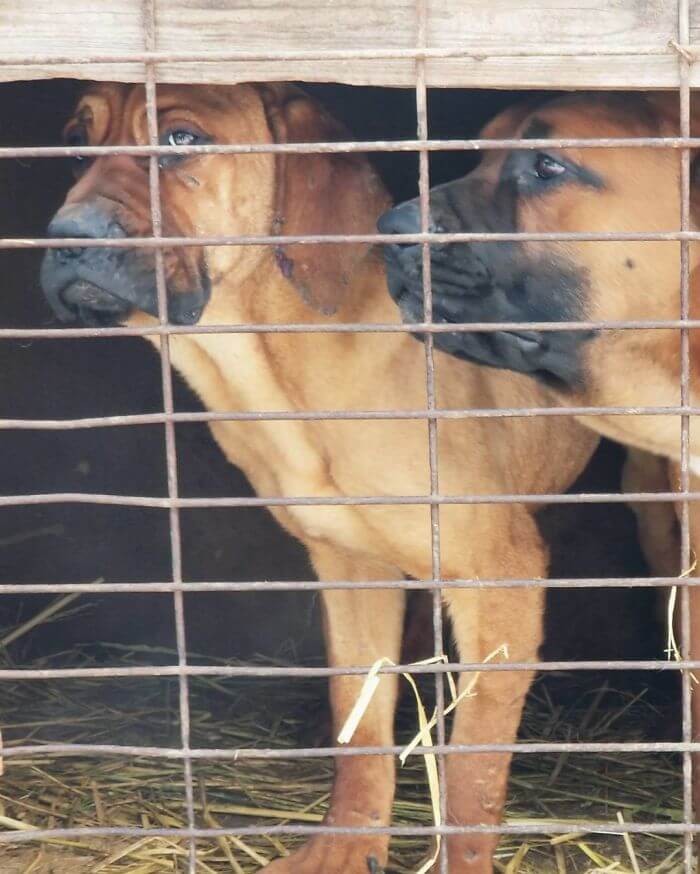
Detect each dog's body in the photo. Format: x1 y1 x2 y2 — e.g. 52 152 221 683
381 91 700 848
41 83 600 873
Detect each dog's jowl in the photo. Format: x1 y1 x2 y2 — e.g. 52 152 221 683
42 83 607 873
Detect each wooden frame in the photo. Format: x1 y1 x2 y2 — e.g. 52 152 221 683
0 0 696 89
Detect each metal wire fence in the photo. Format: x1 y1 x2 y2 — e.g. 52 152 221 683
0 0 698 872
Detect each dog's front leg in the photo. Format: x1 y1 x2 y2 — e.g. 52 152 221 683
262 543 406 874
441 510 547 873
443 585 543 873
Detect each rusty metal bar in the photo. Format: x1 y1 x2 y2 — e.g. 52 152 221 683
0 490 698 509
0 318 699 340
414 4 448 870
0 576 699 595
0 491 693 508
0 821 697 844
677 3 694 869
1 404 699 430
7 136 700 160
141 4 196 871
6 230 700 247
0 318 699 342
20 490 700 508
1 740 699 761
1 658 700 681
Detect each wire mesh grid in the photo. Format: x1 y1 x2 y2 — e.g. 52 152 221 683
0 0 698 872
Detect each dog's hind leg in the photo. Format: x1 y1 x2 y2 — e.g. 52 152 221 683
622 448 680 580
623 450 681 670
262 542 406 874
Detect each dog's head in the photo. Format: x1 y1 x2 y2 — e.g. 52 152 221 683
378 93 700 458
41 83 388 327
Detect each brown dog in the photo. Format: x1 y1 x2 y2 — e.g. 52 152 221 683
381 90 700 839
40 83 602 873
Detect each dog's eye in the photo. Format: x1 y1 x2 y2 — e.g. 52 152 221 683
533 153 567 181
167 130 198 147
64 125 90 177
159 128 207 168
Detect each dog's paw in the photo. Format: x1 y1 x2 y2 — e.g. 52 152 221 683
259 837 388 873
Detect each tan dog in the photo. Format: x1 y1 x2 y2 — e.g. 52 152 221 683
382 91 700 840
40 83 602 873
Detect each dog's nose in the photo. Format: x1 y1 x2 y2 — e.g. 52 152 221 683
377 201 421 237
47 202 125 262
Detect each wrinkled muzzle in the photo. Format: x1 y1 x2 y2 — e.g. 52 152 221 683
41 197 209 327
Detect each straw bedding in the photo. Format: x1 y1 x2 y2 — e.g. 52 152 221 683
0 635 684 874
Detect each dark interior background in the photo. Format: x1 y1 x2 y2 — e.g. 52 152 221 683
0 80 669 687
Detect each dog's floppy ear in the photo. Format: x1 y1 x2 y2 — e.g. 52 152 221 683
259 85 390 314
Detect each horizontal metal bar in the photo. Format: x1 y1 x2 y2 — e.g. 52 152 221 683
0 576 696 595
0 490 697 510
4 137 700 161
1 318 700 341
0 404 697 431
6 230 700 249
0 45 679 67
1 740 698 762
0 822 695 844
0 659 698 681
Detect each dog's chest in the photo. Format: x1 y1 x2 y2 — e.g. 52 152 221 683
164 332 371 547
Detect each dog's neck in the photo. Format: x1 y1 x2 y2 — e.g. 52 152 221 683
202 244 398 329
160 247 403 415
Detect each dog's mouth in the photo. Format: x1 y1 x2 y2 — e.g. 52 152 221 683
384 243 540 346
382 242 596 389
392 277 544 368
41 251 210 328
59 279 135 327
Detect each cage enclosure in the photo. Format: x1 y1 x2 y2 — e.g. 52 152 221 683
0 2 698 874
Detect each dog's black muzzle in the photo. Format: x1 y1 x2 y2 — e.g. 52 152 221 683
41 199 207 327
377 182 592 389
377 201 442 320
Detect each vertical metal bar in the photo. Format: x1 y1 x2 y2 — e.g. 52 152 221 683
142 2 197 871
414 1 448 870
677 2 693 872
